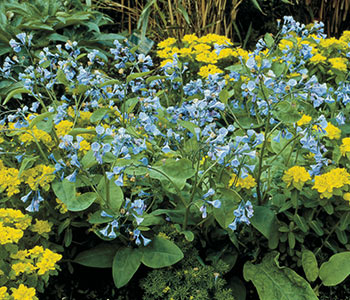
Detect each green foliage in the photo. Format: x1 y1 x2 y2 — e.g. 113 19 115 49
319 252 350 286
243 252 318 300
140 237 235 300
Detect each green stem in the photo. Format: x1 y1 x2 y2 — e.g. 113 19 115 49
315 220 340 256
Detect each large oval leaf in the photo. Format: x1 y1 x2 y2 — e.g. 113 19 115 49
243 252 318 300
301 250 319 282
112 247 142 288
67 192 96 211
319 252 350 286
74 244 118 268
141 236 183 268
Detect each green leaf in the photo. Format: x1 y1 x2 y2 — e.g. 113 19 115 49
293 214 309 233
3 88 30 105
339 212 350 230
66 192 96 212
126 70 153 84
97 178 124 212
141 236 184 268
149 159 195 190
68 128 96 136
18 156 38 177
214 188 241 229
56 69 69 85
243 252 318 300
28 112 54 129
301 250 319 282
178 120 199 137
264 33 274 48
250 206 279 241
319 252 350 286
74 244 118 268
309 220 324 236
52 179 76 204
112 247 142 288
90 108 111 123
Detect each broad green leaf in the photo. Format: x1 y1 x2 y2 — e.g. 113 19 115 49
264 33 274 48
74 244 118 268
227 276 246 300
3 88 30 105
90 108 111 123
141 236 183 268
149 159 195 190
97 178 124 212
81 150 97 169
178 120 199 137
112 247 142 288
243 252 318 300
319 252 350 286
28 112 54 129
18 156 38 177
52 179 76 204
214 188 241 228
68 128 96 136
126 70 153 84
301 250 319 282
56 69 69 85
250 206 279 241
66 192 96 212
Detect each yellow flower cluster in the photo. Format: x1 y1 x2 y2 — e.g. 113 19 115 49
229 174 256 189
0 284 38 300
0 160 21 197
312 168 350 198
0 160 55 196
324 122 341 140
282 166 311 190
340 137 350 156
297 114 312 126
278 31 349 74
157 33 249 78
0 223 23 245
31 219 52 235
55 120 73 137
21 164 55 191
18 127 53 147
198 64 223 78
10 245 62 277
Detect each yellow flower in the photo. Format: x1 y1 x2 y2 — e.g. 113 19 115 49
195 50 218 64
309 53 327 64
79 139 91 154
12 262 37 276
0 287 9 300
343 193 350 201
198 64 223 78
229 174 256 189
182 34 198 44
158 37 176 49
10 250 29 260
313 168 350 198
55 120 73 137
328 57 347 72
36 249 62 275
325 122 341 140
29 246 45 258
297 114 312 126
11 284 36 300
0 222 23 245
31 219 52 235
282 166 311 190
55 198 68 214
340 137 350 156
278 39 294 51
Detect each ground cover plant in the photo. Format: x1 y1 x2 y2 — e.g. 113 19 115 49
1 16 350 299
